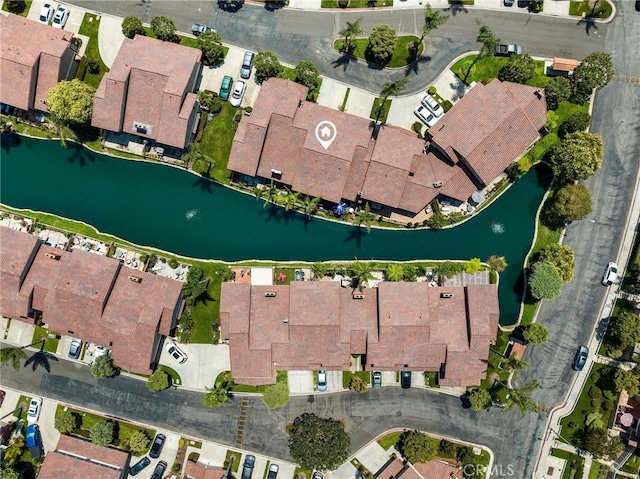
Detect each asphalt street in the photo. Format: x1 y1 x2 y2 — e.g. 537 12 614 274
68 0 606 94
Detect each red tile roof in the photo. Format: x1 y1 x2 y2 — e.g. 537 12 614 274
92 35 202 149
184 462 227 479
377 458 406 479
39 435 129 479
0 227 182 374
0 14 76 112
428 79 546 185
552 58 579 73
220 280 498 386
413 460 463 479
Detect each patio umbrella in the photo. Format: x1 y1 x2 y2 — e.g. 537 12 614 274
333 201 347 216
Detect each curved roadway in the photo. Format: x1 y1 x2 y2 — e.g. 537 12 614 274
9 1 640 477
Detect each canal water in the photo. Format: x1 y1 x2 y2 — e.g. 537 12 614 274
0 135 549 326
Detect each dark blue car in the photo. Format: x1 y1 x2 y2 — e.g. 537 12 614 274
25 424 44 459
129 456 151 476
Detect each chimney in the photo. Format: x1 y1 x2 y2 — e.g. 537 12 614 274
440 292 454 298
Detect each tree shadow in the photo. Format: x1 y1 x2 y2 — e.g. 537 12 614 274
0 132 22 154
264 1 286 11
577 17 599 36
217 0 244 12
192 176 214 194
23 342 57 373
332 54 358 72
404 55 432 76
258 204 297 225
66 142 96 167
444 4 469 16
343 225 367 248
193 290 216 307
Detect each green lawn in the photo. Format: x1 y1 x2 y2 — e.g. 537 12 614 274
621 452 640 474
294 467 313 479
274 268 295 285
32 325 60 353
321 0 393 7
377 431 402 450
554 101 590 130
587 462 601 479
158 365 182 385
551 449 584 479
78 14 110 88
141 27 229 57
569 0 613 18
1 0 32 16
189 263 228 343
334 36 423 68
369 98 392 123
343 371 371 388
451 54 548 88
16 395 32 421
480 330 510 389
225 449 242 472
196 103 239 185
216 370 288 392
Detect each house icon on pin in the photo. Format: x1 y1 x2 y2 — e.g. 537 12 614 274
320 126 332 138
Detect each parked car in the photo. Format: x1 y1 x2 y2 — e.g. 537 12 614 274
602 262 618 286
25 424 44 459
219 76 233 101
27 397 43 423
240 51 255 79
52 5 69 29
636 0 640 12
572 345 589 371
316 370 327 392
68 338 82 359
400 371 412 389
230 80 247 107
129 456 151 476
420 94 443 117
241 454 256 479
504 0 515 5
414 105 437 127
496 43 523 56
165 341 187 364
191 24 214 36
0 390 5 407
151 461 167 479
149 433 166 459
312 473 323 479
372 371 382 388
39 3 54 24
267 463 279 479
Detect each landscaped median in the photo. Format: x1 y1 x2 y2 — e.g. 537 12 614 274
334 36 423 69
568 0 613 19
321 0 393 8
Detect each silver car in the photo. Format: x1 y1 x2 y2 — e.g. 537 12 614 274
414 105 437 127
421 94 443 117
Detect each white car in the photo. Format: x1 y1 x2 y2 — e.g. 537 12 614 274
230 80 246 107
414 105 437 127
602 262 618 286
420 93 443 117
27 397 43 423
38 3 54 25
165 341 187 364
316 370 327 392
52 6 69 29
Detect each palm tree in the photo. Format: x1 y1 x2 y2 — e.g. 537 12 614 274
338 17 363 53
374 77 410 125
503 380 541 416
311 262 327 280
0 347 27 371
181 279 208 306
385 263 405 282
283 189 299 211
502 356 529 380
301 193 321 218
419 4 450 45
257 180 279 208
353 202 377 233
486 254 508 272
463 26 500 83
350 260 374 291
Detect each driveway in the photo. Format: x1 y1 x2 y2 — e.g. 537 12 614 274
288 370 314 394
158 342 230 390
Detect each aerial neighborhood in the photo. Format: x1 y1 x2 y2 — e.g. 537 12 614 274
0 1 638 479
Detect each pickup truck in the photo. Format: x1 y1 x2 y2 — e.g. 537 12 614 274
496 43 523 56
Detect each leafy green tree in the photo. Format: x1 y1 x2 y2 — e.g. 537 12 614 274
546 183 593 225
283 189 299 212
90 420 115 446
544 76 572 111
503 380 541 415
582 428 622 460
420 4 450 44
354 202 377 233
54 410 79 434
121 16 146 39
366 25 397 66
147 369 170 392
497 54 536 84
523 323 549 345
486 255 507 272
397 430 438 463
348 376 367 393
182 265 208 306
2 436 25 468
150 16 178 43
609 309 640 349
301 193 321 218
198 31 225 66
585 412 604 430
0 468 22 479
549 131 604 183
350 260 374 291
0 347 26 371
438 440 457 458
427 213 446 229
614 368 639 397
528 261 563 300
338 17 363 53
258 179 279 208
311 262 327 280
3 1 28 14
288 413 350 471
374 77 410 124
537 243 576 283
559 111 591 138
262 382 290 409
468 389 492 411
255 51 283 84
573 52 614 95
46 80 96 126
203 377 230 408
91 355 118 379
386 263 405 281
294 60 321 101
464 26 500 83
129 430 150 455
465 258 482 274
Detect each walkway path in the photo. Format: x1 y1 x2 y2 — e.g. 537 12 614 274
97 13 126 69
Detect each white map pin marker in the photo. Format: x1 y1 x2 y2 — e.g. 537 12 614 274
315 121 337 150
